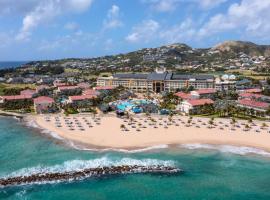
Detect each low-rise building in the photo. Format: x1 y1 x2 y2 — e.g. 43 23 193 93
177 99 214 114
34 96 55 114
237 99 269 114
20 89 37 97
175 92 194 100
0 95 32 104
56 86 81 95
190 89 217 99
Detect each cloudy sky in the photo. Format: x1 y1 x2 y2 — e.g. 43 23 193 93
0 0 269 61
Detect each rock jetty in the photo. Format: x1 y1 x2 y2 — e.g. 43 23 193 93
0 165 181 187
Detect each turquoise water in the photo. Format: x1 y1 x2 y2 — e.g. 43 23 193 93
116 99 149 111
1 117 270 199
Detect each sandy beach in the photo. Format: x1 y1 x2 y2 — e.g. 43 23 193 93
29 114 270 152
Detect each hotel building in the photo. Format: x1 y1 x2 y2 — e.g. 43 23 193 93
97 68 215 93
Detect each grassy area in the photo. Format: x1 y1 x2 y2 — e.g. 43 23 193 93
191 113 268 121
0 83 36 95
226 69 270 80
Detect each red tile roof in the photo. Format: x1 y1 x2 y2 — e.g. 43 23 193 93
238 99 269 109
1 95 32 101
243 88 262 94
175 92 192 100
95 86 114 90
20 89 36 96
83 89 100 96
58 86 79 91
54 82 68 87
194 89 217 95
187 99 214 106
77 82 90 89
239 93 263 99
34 96 54 104
69 95 97 101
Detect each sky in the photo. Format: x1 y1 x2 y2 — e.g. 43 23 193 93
0 0 270 61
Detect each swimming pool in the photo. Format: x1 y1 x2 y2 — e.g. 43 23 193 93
116 99 151 112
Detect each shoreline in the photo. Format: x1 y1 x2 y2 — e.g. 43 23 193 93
23 113 270 154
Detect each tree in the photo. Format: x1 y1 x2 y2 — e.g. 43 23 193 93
120 124 125 130
208 117 215 128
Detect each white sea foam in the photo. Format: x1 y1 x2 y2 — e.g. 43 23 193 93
79 144 169 153
181 143 270 157
24 119 64 140
2 157 176 179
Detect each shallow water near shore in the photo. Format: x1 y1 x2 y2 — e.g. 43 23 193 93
1 117 270 200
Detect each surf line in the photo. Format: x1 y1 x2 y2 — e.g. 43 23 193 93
0 165 182 187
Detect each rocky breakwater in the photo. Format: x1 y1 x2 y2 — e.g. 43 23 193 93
0 165 182 187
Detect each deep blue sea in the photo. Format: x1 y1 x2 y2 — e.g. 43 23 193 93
1 117 270 200
0 62 28 69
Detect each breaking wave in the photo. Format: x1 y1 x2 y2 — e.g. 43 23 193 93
181 144 270 157
79 144 169 153
1 157 177 179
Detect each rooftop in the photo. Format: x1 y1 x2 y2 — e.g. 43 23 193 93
69 95 97 101
1 95 32 101
193 89 217 95
95 86 115 90
20 89 36 96
238 99 269 109
112 72 214 81
175 92 192 100
34 96 55 104
186 99 214 106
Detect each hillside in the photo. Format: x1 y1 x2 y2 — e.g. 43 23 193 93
212 41 270 57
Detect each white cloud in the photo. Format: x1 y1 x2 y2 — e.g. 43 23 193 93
103 5 123 29
142 0 227 12
65 22 80 31
160 18 197 43
15 0 94 41
126 19 160 43
199 0 227 9
198 0 270 39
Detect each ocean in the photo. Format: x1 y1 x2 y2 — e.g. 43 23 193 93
1 117 270 200
0 62 28 69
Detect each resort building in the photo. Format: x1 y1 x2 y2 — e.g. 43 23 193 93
190 89 217 99
34 96 55 114
68 95 97 105
177 99 214 114
20 89 37 97
97 68 215 93
0 95 32 104
175 92 194 100
56 86 81 95
237 99 270 114
214 75 236 92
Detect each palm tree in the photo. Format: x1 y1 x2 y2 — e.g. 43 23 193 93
231 118 236 127
120 124 125 131
208 118 214 128
261 123 268 129
244 124 250 131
